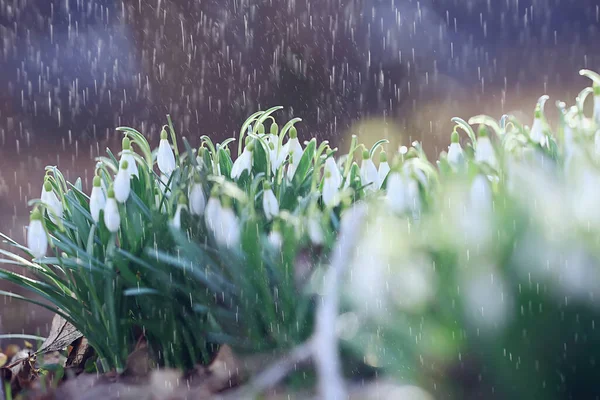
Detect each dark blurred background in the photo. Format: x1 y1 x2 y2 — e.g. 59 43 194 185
1 0 599 338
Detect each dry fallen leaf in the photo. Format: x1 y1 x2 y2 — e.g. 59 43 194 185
38 314 83 354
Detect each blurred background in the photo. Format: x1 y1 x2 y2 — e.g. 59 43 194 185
1 0 599 341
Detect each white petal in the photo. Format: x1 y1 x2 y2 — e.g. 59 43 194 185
189 183 206 216
268 230 283 249
27 220 47 258
212 208 240 248
104 198 121 233
308 218 324 245
204 197 221 231
377 161 391 188
171 204 185 229
447 143 464 166
262 189 279 220
114 169 131 203
41 188 63 224
529 118 546 145
360 159 379 191
231 150 253 179
157 139 176 176
121 151 138 178
475 137 497 168
386 172 408 213
90 186 106 223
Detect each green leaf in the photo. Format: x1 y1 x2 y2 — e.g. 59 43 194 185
291 139 316 188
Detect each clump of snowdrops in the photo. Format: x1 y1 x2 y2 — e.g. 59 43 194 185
2 70 600 398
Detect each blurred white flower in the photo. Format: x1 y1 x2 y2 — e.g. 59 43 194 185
114 160 132 203
268 227 283 249
447 130 464 166
571 166 600 228
475 132 497 169
308 216 324 245
285 127 304 180
170 196 187 229
360 150 378 191
377 152 391 188
40 180 63 225
266 134 288 174
385 172 420 215
204 195 221 232
529 109 546 146
188 180 206 216
157 129 176 176
231 142 253 179
103 188 120 233
27 208 47 259
262 182 279 220
89 175 106 223
322 157 342 207
469 174 493 214
213 203 240 248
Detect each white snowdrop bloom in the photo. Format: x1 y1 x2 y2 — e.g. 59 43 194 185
27 208 47 259
170 195 187 229
40 180 63 224
447 130 464 166
114 160 132 203
157 128 176 176
120 137 138 178
268 224 283 250
529 109 546 146
572 167 600 228
204 195 220 231
386 171 420 215
377 151 391 188
267 137 288 175
285 127 304 180
307 216 324 245
231 141 254 179
210 201 240 248
469 174 493 214
89 175 106 223
188 178 206 216
474 131 498 168
322 157 342 207
262 182 279 220
103 187 121 233
360 150 378 191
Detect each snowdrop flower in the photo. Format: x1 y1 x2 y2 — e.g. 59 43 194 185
377 151 390 188
188 176 206 216
307 215 324 245
157 128 176 176
267 139 288 174
285 127 304 180
322 157 342 207
262 181 279 220
208 198 240 248
231 140 254 179
360 149 378 191
40 179 63 224
386 171 420 215
114 160 132 203
447 130 465 166
529 108 546 146
27 207 47 259
89 175 106 223
204 190 221 231
120 137 138 178
474 128 498 169
469 174 493 214
170 194 187 229
103 186 120 233
268 222 283 249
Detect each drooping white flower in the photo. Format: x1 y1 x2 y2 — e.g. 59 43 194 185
157 128 176 176
204 193 221 232
360 149 378 191
307 215 324 245
120 137 138 178
262 182 279 220
27 208 47 259
267 138 288 175
231 141 254 179
89 175 106 223
474 130 498 168
188 177 206 216
377 151 391 188
114 160 132 203
386 171 420 215
469 174 493 214
529 108 546 146
268 222 283 249
209 199 240 248
103 187 120 233
40 180 63 224
285 127 304 180
322 157 342 207
447 130 465 166
170 195 187 229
